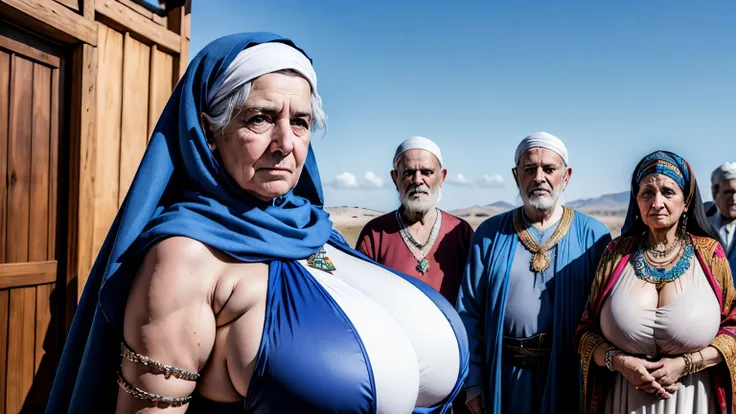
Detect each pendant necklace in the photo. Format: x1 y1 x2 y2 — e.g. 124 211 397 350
396 209 442 274
513 207 574 273
307 246 336 273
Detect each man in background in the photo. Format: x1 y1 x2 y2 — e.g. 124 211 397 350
457 132 611 414
356 136 474 304
707 162 736 275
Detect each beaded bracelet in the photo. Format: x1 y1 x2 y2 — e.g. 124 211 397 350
121 342 200 381
117 371 192 408
604 346 620 371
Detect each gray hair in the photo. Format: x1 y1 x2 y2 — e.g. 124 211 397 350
206 69 327 132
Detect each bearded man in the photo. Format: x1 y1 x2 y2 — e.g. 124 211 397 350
707 162 736 275
456 132 611 414
356 136 474 304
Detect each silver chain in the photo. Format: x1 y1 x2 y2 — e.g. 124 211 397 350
396 209 442 262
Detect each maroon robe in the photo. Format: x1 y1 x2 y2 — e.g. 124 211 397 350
356 210 474 304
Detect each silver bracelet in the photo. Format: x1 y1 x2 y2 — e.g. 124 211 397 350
604 346 620 371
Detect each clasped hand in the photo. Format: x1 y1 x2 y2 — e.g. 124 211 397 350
612 353 686 399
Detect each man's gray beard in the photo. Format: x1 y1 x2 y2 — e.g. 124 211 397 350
520 184 562 212
400 186 442 217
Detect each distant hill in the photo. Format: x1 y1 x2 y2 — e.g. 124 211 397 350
565 191 629 216
487 201 517 210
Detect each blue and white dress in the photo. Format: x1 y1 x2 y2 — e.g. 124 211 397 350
191 240 468 414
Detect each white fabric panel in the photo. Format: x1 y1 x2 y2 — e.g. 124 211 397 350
302 245 460 410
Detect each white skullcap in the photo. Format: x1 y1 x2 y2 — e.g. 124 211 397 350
393 136 443 169
514 131 569 166
711 162 736 186
207 42 317 109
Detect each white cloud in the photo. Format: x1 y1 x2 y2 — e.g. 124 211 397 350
328 171 386 190
477 174 504 188
329 172 359 189
362 171 384 189
446 173 475 188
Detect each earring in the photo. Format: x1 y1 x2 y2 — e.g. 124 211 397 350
680 214 688 236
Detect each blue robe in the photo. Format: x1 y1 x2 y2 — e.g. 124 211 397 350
456 209 611 414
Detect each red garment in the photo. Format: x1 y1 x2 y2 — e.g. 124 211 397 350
356 210 474 304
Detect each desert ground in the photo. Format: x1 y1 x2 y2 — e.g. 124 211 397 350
329 205 626 248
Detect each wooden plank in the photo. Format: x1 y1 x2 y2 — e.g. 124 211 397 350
34 283 53 373
67 43 97 319
0 289 8 412
6 55 32 264
53 0 79 11
116 0 153 19
48 67 59 259
148 45 173 137
29 63 51 262
95 0 181 54
82 0 92 19
167 3 190 78
128 0 168 27
6 287 36 413
0 34 61 68
0 51 9 264
0 0 97 46
0 261 57 289
92 23 123 264
119 33 150 207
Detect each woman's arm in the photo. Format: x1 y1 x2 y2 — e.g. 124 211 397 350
690 346 724 372
590 342 667 396
116 237 222 414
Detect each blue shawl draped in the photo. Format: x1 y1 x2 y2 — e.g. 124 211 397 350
47 32 467 413
456 209 611 414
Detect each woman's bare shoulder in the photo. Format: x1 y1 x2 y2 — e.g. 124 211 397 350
137 237 267 310
148 236 218 262
132 237 226 305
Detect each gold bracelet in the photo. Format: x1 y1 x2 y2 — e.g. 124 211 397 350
121 342 200 381
117 371 192 408
682 353 692 375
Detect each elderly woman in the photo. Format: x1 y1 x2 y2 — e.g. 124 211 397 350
46 33 468 414
575 151 736 414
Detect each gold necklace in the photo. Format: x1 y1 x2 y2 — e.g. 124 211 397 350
513 207 574 273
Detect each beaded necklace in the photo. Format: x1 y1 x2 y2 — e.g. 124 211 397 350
631 237 693 289
396 209 442 274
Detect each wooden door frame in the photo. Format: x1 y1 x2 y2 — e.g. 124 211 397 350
0 0 191 333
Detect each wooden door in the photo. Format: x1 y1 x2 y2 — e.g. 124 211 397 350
0 24 64 414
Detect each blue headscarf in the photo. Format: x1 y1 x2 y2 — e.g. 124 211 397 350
47 32 334 412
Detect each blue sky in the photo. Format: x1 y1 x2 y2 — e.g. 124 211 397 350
190 1 735 212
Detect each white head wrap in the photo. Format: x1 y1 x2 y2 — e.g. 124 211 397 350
207 42 317 109
711 162 736 186
514 131 569 166
393 136 444 169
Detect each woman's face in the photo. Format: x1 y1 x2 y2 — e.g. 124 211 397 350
207 72 313 201
636 173 687 232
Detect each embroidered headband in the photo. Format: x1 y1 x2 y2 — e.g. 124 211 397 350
635 152 688 191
